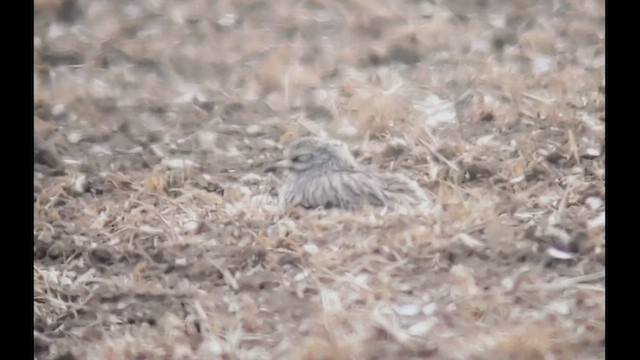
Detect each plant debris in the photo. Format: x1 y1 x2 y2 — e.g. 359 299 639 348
34 0 604 359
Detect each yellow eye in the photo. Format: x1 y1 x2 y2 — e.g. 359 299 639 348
292 154 312 162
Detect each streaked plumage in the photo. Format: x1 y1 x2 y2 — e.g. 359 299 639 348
266 137 429 212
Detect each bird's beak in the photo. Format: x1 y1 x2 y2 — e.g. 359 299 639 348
264 159 292 173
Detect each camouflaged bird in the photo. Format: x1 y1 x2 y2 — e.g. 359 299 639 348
265 137 430 212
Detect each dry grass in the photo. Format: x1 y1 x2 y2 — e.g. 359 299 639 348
35 0 604 359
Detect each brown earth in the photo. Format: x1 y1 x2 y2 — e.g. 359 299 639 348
34 0 605 359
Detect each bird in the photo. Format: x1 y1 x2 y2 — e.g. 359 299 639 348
265 136 430 212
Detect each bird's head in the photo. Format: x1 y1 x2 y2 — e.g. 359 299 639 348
265 137 359 174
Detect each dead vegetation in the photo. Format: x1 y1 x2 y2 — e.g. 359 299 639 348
34 0 604 359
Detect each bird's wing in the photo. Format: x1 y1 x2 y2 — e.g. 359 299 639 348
301 170 390 209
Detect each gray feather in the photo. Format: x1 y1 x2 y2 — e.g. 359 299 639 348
276 137 430 212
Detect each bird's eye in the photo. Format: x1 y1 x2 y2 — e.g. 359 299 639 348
292 154 312 162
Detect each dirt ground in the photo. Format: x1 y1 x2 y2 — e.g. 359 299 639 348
34 0 605 359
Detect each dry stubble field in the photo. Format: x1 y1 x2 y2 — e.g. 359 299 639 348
34 0 605 359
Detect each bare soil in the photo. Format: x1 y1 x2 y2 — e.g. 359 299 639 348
34 0 605 359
